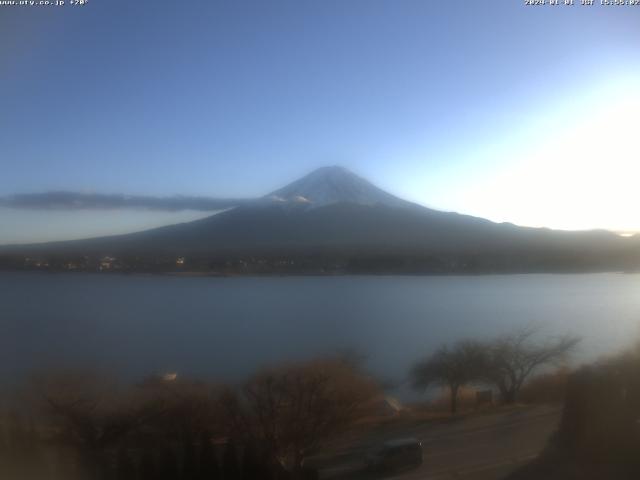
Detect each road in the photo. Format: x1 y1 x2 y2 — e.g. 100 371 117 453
321 405 561 480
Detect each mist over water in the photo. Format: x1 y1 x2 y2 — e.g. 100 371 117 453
2 272 639 393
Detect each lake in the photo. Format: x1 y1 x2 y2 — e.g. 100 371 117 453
2 272 639 393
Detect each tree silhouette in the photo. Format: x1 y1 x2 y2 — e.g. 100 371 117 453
139 450 158 480
158 447 179 480
36 372 165 479
198 430 220 480
115 447 136 480
237 357 378 475
411 340 485 414
241 440 269 480
222 441 240 480
182 432 197 479
483 327 580 404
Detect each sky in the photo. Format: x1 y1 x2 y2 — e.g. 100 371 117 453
1 0 640 244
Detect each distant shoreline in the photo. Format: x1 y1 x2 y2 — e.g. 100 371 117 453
0 268 632 278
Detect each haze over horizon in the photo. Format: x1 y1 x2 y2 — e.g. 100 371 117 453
2 1 640 244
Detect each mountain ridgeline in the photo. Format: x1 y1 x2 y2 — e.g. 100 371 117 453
2 166 638 274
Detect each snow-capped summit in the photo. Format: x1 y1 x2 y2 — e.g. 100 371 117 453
266 166 409 208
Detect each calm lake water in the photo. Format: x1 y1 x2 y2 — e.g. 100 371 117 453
2 272 640 391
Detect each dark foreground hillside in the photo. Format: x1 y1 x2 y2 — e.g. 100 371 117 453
508 348 640 480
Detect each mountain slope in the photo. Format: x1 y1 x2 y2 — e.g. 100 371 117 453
1 166 635 273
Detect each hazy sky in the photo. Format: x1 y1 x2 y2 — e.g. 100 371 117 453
2 0 640 243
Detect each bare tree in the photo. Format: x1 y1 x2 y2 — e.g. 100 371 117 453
34 371 165 479
228 356 378 477
483 326 580 404
136 375 225 440
411 341 485 414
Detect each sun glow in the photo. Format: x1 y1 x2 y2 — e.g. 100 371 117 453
459 77 640 232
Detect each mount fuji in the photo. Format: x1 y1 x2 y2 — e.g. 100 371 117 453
264 165 410 209
1 166 635 273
